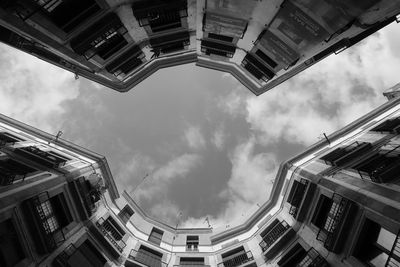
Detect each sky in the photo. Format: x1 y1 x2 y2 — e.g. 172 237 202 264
1 21 400 229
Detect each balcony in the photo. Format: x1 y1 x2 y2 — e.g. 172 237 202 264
70 13 128 60
0 158 37 186
68 177 99 220
260 221 290 252
288 179 308 217
0 132 22 147
95 217 126 253
320 142 372 167
127 248 166 267
352 148 400 183
22 192 66 254
241 54 275 81
132 0 187 32
105 45 143 77
371 118 400 133
149 31 190 56
316 194 357 253
14 146 68 168
218 251 253 267
53 241 108 267
201 40 236 58
297 248 329 267
386 230 400 267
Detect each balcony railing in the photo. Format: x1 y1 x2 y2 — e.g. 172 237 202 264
23 192 66 253
316 194 354 251
14 146 68 168
386 230 400 267
53 244 78 267
128 249 167 267
297 248 328 267
174 265 210 267
288 179 308 217
96 218 126 252
218 251 253 267
260 221 290 251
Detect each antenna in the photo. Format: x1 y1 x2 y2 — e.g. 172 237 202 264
204 217 211 228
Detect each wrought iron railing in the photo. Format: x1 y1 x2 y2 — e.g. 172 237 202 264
288 179 308 217
128 249 167 267
174 265 210 267
218 251 253 267
297 248 328 267
259 221 289 251
53 243 78 267
31 192 66 251
316 194 347 249
385 230 400 267
96 217 126 252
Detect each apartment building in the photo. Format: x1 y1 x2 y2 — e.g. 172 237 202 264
2 83 400 266
1 0 400 95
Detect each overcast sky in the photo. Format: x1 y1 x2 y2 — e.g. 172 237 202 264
1 22 400 229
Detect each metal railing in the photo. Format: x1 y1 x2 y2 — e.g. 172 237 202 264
316 194 347 249
259 221 289 251
218 251 253 267
297 248 328 267
96 217 126 252
31 192 66 250
174 265 210 267
53 244 78 267
128 249 167 267
386 230 400 267
288 179 308 217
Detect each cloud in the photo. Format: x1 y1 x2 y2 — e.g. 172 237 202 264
0 43 81 132
184 125 206 150
132 153 202 200
212 125 227 150
181 137 277 228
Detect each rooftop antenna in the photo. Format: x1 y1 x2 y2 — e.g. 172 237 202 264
175 211 183 229
48 130 63 144
204 217 211 228
131 173 150 196
318 132 331 145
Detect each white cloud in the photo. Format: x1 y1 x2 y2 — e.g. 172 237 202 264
212 125 227 150
134 153 202 200
184 125 206 150
0 43 81 132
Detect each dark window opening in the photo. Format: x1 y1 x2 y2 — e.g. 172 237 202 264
149 227 163 245
118 205 134 224
259 220 289 251
0 219 25 267
311 195 333 229
149 31 190 56
70 13 128 60
53 240 107 267
287 179 308 217
371 118 400 133
241 54 275 81
0 0 101 33
353 219 400 267
220 246 253 267
186 235 199 251
0 158 37 186
0 132 23 146
277 243 306 266
201 40 236 58
320 141 372 167
101 217 125 241
180 257 204 265
105 45 143 77
208 33 233 43
14 146 69 168
132 0 187 33
255 49 277 68
128 246 164 267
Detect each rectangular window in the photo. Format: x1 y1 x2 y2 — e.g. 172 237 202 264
259 220 289 251
102 217 125 241
0 132 23 146
311 195 333 229
220 246 253 267
0 158 37 186
371 118 400 133
186 235 199 251
320 141 372 167
14 146 69 168
353 218 400 267
118 205 134 224
148 227 164 246
0 219 26 267
130 246 163 267
180 257 204 265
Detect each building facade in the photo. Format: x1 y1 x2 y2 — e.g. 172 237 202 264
1 88 400 266
0 0 400 95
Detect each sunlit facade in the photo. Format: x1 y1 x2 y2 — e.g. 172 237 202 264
1 86 400 266
0 0 399 95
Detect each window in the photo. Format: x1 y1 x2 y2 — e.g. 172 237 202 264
0 132 23 146
14 146 70 168
259 219 290 251
320 141 372 167
129 246 164 267
353 219 400 267
287 179 308 217
186 235 199 251
101 217 125 241
0 158 37 186
371 118 400 133
311 195 333 229
180 257 204 266
0 219 26 267
118 205 134 224
220 246 253 267
53 240 107 267
149 227 163 246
